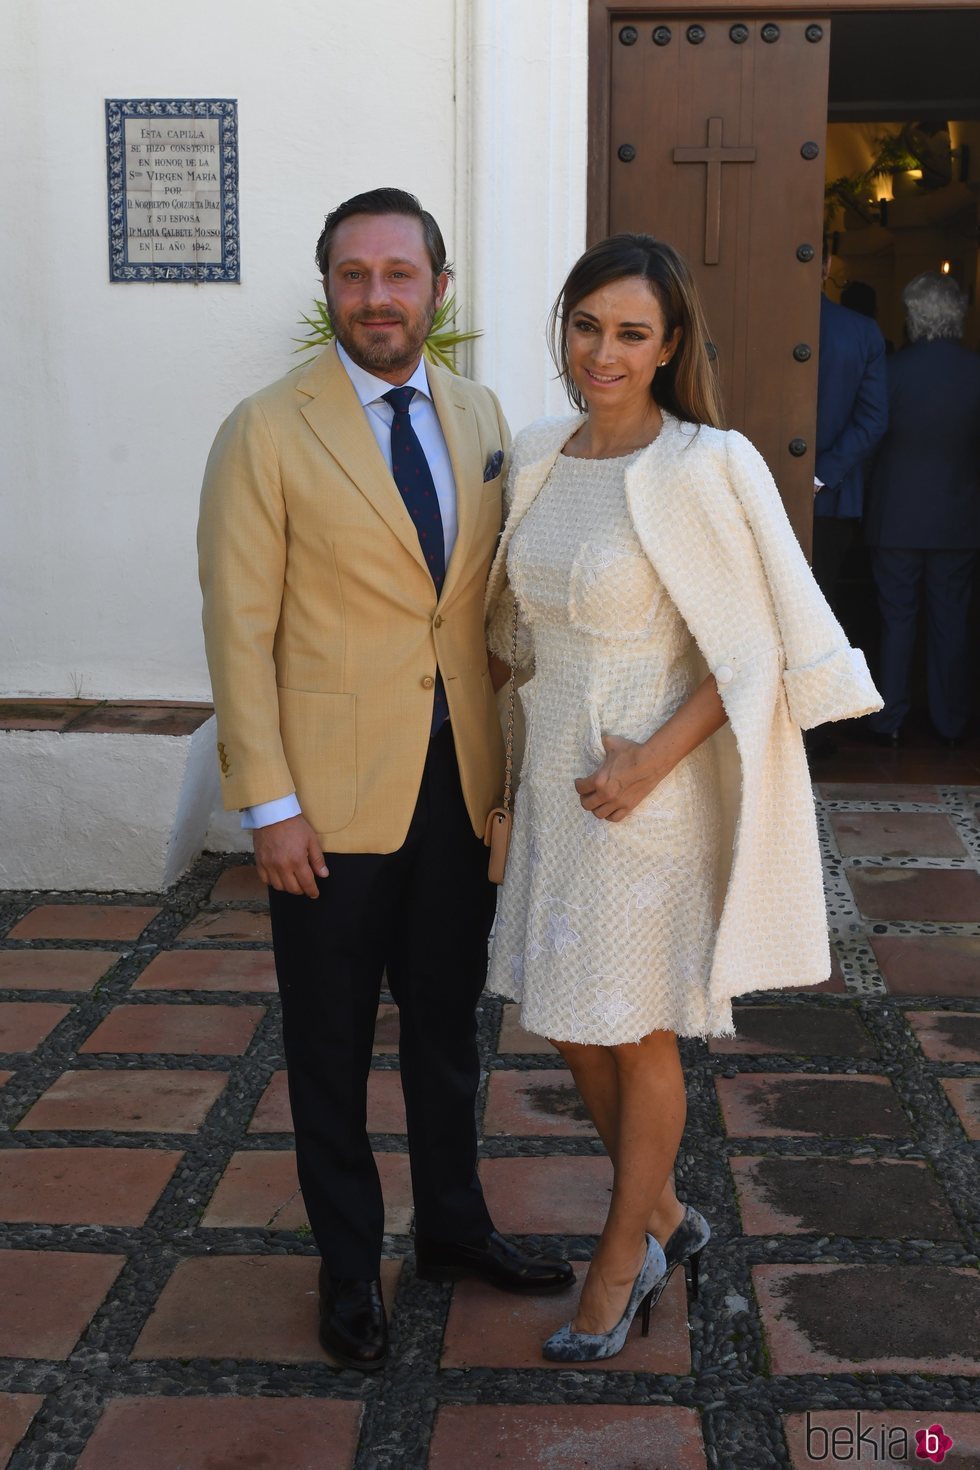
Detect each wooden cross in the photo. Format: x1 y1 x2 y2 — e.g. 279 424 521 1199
673 117 757 265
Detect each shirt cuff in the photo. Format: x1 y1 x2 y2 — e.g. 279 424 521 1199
240 793 302 829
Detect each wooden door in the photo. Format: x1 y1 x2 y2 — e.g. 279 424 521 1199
592 12 831 547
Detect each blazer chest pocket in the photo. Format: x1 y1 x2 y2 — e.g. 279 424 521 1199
277 687 356 834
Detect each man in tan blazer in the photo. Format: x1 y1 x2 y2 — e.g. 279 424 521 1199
198 189 571 1373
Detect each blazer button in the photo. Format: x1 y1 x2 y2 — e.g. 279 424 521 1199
421 675 435 689
715 664 734 685
433 614 443 628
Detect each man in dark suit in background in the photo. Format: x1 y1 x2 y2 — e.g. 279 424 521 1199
865 272 980 744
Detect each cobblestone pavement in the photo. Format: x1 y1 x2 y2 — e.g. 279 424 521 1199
0 782 978 1469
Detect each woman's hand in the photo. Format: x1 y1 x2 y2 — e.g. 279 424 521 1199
574 734 667 822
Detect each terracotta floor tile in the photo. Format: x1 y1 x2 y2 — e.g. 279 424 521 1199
479 1156 612 1235
941 1077 980 1140
906 1010 980 1063
497 1004 559 1056
441 1263 690 1372
830 810 965 857
0 1251 124 1359
209 865 268 904
0 1002 72 1052
849 868 980 922
132 1255 401 1363
484 1071 596 1137
17 1070 227 1132
80 1004 263 1055
0 1394 44 1465
8 905 159 941
0 1072 11 1089
730 1156 960 1239
871 936 980 997
76 1397 362 1470
429 1405 706 1470
373 1003 400 1053
753 1263 980 1374
710 1007 876 1057
784 1411 980 1470
715 1074 910 1138
818 783 941 803
249 1068 406 1133
0 1148 180 1225
133 950 277 992
201 1149 412 1233
0 951 120 992
177 912 272 942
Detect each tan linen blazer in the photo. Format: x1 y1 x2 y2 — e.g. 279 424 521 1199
198 344 509 851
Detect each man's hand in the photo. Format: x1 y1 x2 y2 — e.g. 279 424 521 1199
574 734 665 823
252 814 328 898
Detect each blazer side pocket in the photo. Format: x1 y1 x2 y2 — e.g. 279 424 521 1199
277 687 357 833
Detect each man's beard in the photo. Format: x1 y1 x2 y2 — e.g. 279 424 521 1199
327 293 437 374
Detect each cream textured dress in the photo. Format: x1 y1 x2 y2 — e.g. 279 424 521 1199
487 448 730 1044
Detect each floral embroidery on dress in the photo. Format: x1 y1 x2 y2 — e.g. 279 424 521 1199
545 911 581 954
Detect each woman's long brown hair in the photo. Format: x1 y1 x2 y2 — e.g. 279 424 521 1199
548 234 725 429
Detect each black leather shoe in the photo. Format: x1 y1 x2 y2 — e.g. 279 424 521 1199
414 1230 574 1294
318 1265 387 1372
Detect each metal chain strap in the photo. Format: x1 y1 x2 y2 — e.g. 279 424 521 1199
503 592 518 813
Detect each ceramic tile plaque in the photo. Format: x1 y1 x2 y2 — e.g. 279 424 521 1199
106 99 239 282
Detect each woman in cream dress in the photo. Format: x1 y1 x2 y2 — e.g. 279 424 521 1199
485 236 880 1362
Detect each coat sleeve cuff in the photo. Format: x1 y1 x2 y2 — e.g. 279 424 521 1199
782 645 883 730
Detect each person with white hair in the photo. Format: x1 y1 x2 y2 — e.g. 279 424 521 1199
864 272 980 744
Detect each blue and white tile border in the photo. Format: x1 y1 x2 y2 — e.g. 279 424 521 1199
105 98 240 283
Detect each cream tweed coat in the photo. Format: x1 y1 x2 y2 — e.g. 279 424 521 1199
485 413 882 1010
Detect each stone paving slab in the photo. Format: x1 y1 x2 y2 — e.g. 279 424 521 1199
783 1410 980 1469
479 1156 613 1235
132 1256 402 1364
870 935 980 997
0 1072 11 1089
79 1002 264 1055
715 1074 911 1137
441 1264 690 1373
0 1001 72 1051
941 1077 980 1139
209 864 268 904
0 1396 44 1469
429 1405 706 1469
850 867 980 922
484 1070 598 1136
818 782 942 803
75 1397 363 1470
0 951 121 991
0 1147 181 1225
249 1067 407 1133
754 1264 980 1374
730 1156 961 1239
709 1006 876 1057
8 905 159 940
906 1010 980 1062
177 911 273 942
201 1148 413 1233
17 1069 228 1132
497 1004 558 1054
0 1251 124 1359
132 949 277 991
830 810 966 857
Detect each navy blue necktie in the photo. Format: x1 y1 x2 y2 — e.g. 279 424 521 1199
383 386 449 733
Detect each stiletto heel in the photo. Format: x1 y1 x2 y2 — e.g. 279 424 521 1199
542 1234 667 1362
688 1246 702 1300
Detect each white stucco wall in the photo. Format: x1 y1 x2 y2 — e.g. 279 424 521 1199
1 0 587 702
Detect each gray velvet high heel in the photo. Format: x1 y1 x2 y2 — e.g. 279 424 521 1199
541 1234 667 1363
646 1204 711 1313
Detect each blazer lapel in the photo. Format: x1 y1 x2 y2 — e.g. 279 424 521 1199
427 363 481 605
297 345 428 575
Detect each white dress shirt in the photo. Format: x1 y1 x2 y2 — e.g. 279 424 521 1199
241 342 458 830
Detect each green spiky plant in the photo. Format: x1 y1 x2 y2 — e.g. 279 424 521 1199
293 293 481 373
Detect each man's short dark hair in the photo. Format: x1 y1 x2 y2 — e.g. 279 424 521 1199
315 188 452 280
